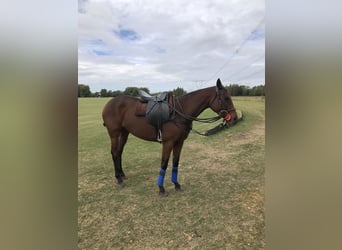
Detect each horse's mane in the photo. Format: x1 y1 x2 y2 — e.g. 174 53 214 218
177 86 214 99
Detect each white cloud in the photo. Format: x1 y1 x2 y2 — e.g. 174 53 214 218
79 0 265 92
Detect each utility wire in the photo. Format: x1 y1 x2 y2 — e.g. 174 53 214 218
234 68 265 84
202 17 265 85
223 54 264 82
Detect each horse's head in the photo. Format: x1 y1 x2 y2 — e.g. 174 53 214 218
209 78 238 125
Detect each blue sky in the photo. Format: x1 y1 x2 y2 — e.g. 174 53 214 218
114 28 141 41
79 0 265 93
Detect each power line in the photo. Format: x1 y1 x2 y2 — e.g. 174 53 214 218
223 54 264 82
203 17 265 85
233 68 265 84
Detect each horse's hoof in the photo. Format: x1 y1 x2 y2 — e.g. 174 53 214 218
158 186 168 197
175 183 182 192
118 182 125 189
159 191 169 197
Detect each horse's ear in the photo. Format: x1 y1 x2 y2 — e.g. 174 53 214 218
216 78 223 89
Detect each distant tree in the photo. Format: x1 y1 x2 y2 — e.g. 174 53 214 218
173 87 187 97
250 85 265 96
78 84 91 97
226 84 264 96
227 84 242 96
124 87 139 96
241 85 250 96
92 91 100 97
107 90 113 97
100 89 108 97
124 87 150 96
112 90 123 97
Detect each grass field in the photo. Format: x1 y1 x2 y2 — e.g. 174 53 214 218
78 96 265 249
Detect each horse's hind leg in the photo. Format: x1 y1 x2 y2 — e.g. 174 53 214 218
117 129 129 180
110 128 128 187
110 137 123 187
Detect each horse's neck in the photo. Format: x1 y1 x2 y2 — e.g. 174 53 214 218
178 87 214 118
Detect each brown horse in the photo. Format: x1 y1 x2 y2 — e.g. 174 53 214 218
102 78 238 195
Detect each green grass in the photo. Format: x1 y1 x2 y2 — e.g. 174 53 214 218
78 96 265 249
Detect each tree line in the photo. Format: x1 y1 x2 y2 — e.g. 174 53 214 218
78 84 264 97
78 85 187 97
226 84 265 96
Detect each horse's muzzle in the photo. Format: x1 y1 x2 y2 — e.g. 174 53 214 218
219 109 238 125
230 116 238 125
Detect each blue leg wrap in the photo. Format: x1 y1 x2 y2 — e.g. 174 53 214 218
171 166 178 183
157 168 166 187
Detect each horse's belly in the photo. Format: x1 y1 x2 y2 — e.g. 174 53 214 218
122 115 156 141
123 114 184 142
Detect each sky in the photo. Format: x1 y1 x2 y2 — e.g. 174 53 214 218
78 0 265 93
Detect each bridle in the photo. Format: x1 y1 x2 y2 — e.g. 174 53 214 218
169 86 236 124
162 87 237 136
210 86 236 118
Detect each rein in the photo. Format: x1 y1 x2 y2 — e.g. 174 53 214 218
174 107 222 123
191 127 211 136
172 103 222 136
164 91 236 136
170 87 235 124
170 97 222 123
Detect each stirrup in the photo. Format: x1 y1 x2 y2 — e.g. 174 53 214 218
157 130 162 142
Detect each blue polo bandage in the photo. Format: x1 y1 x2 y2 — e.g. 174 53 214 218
171 166 178 183
157 168 166 186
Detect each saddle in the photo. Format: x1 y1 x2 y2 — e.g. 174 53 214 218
135 90 174 142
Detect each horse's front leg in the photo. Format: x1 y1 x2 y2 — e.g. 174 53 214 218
171 140 184 191
157 141 173 196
